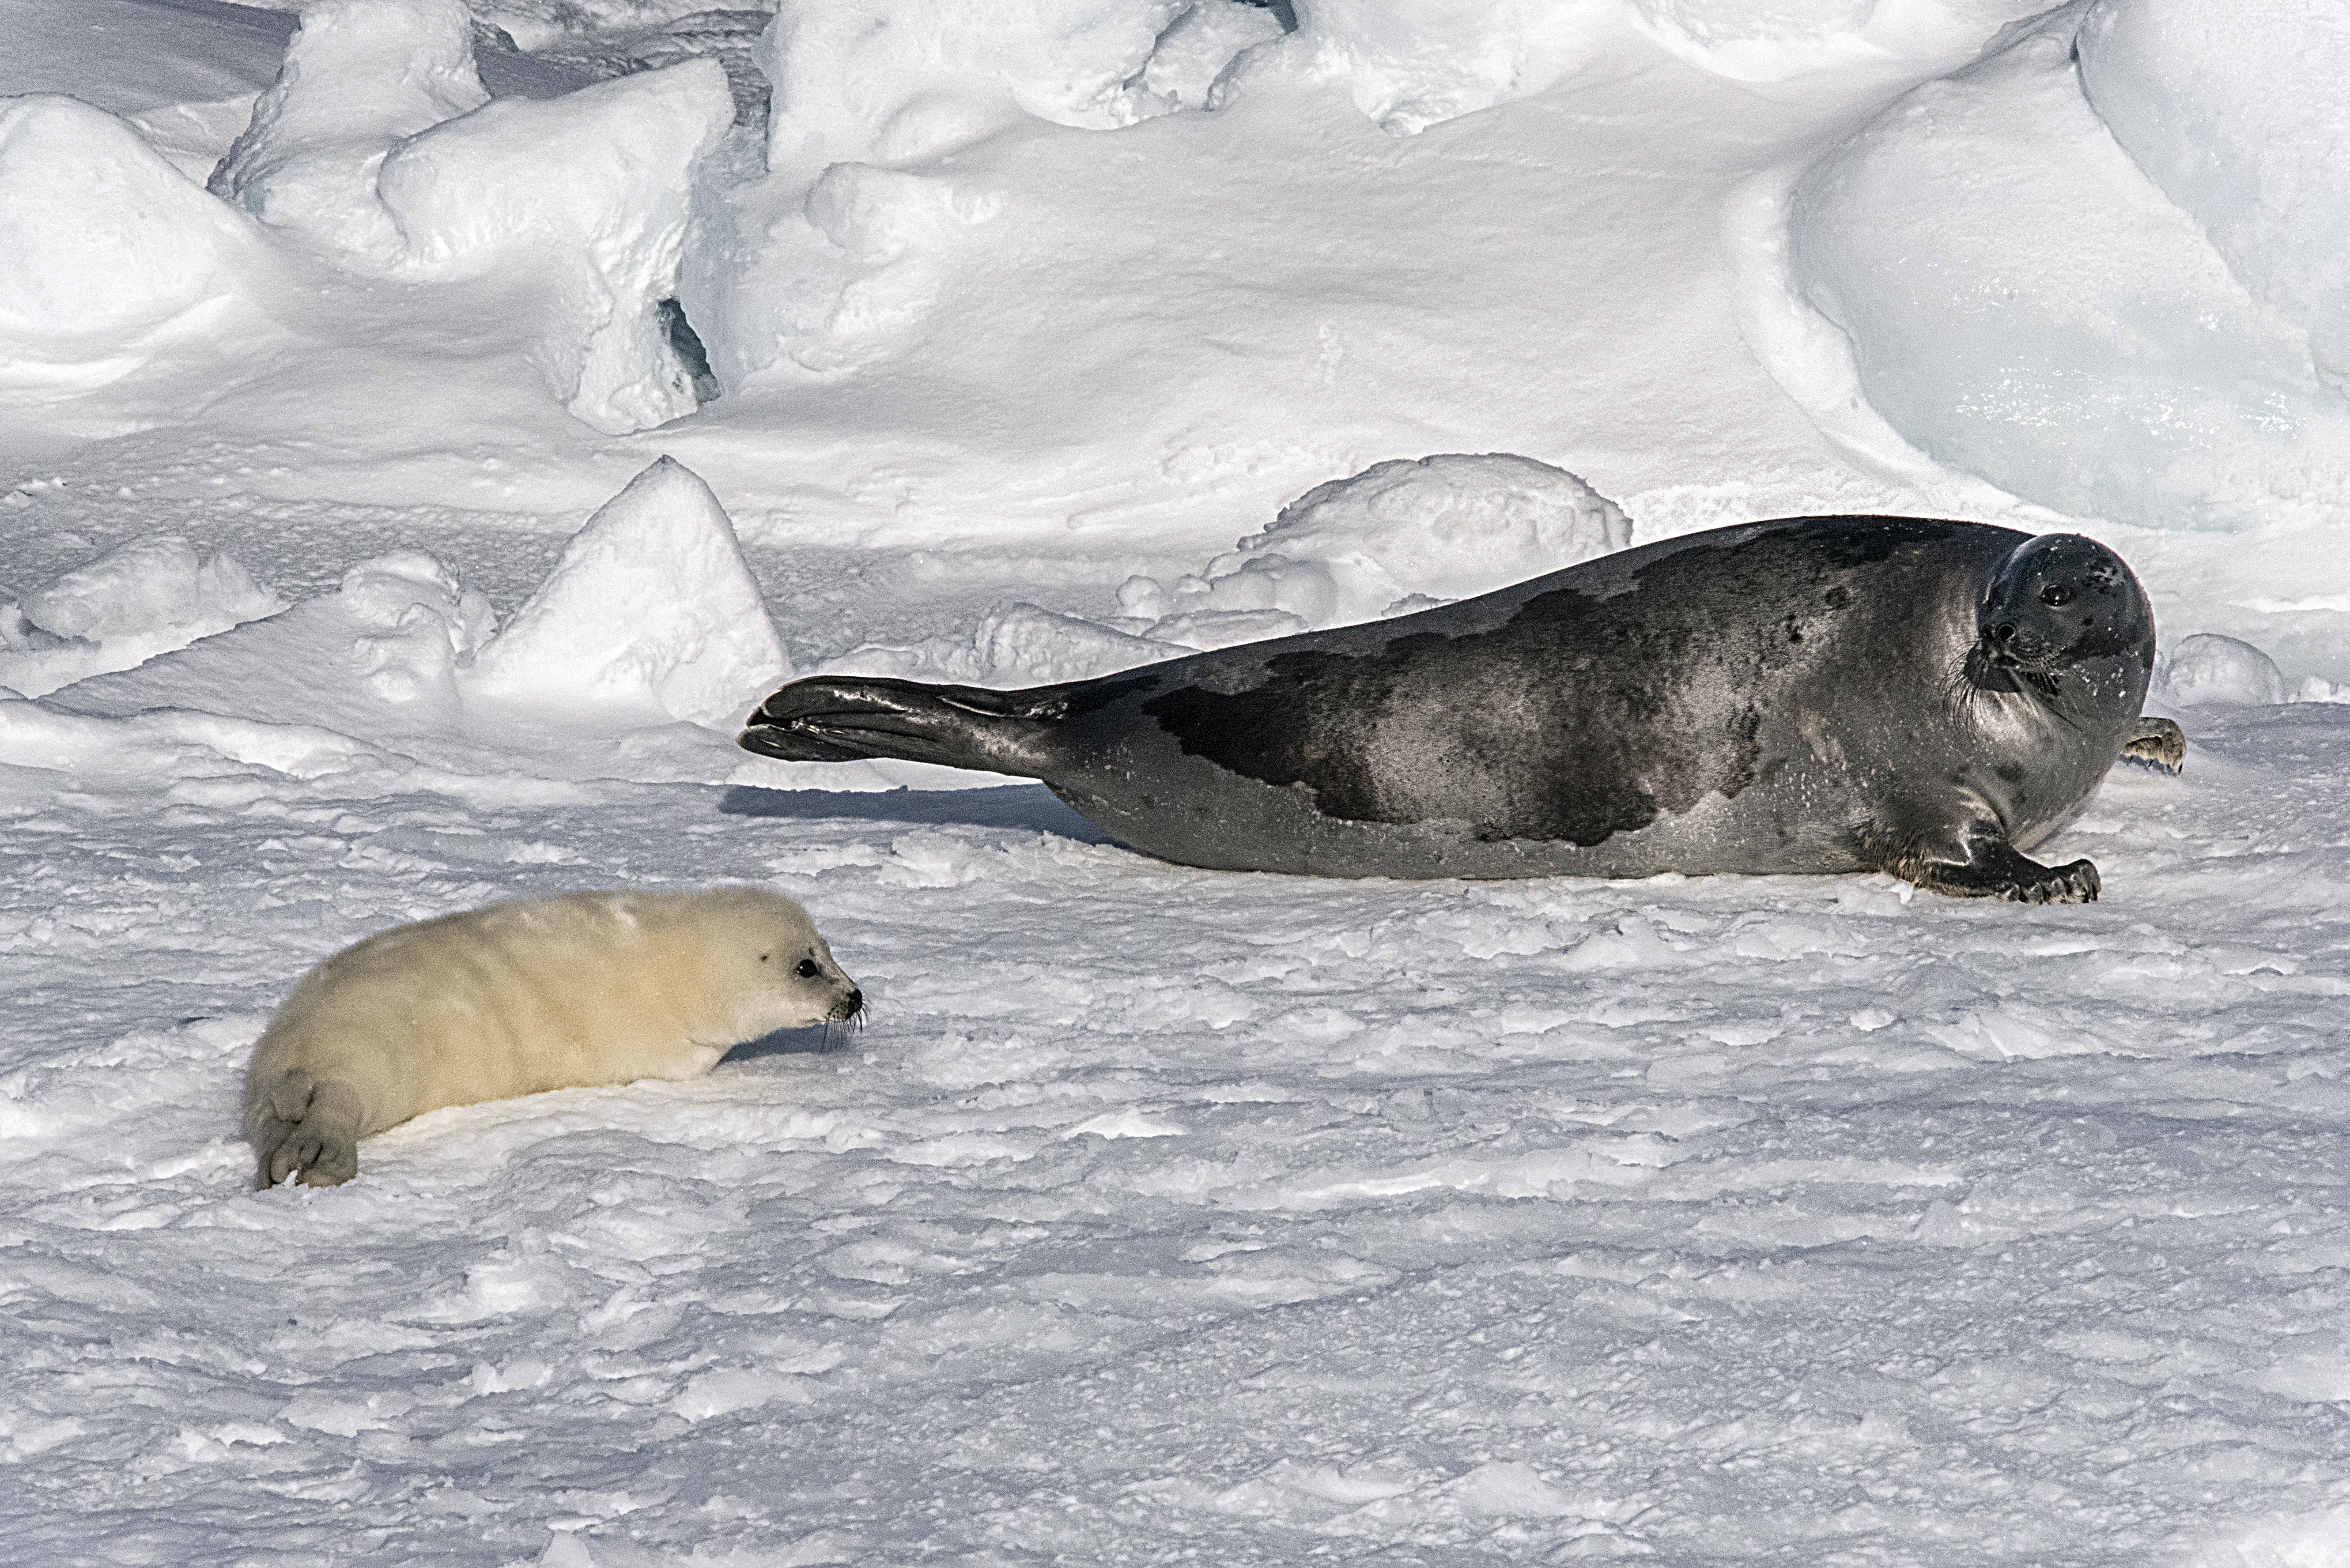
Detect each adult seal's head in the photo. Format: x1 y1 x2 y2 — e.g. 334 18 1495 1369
1966 533 2155 704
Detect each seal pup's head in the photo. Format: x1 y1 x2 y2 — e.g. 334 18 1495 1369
689 887 864 1038
1968 533 2154 701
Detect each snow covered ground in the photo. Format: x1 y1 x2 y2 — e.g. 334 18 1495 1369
5 0 2350 1563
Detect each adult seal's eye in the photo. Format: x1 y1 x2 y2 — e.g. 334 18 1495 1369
795 958 820 978
2040 584 2075 607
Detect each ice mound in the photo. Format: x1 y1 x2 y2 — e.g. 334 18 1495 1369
823 603 1191 689
1286 0 1613 135
689 0 1240 383
377 60 734 432
2078 0 2350 386
0 537 282 699
0 96 272 360
209 0 487 263
759 0 1185 172
1143 0 1288 109
2155 634 2288 709
1116 454 1632 645
204 4 732 431
463 457 791 729
46 548 493 732
1787 21 2350 529
818 454 1631 687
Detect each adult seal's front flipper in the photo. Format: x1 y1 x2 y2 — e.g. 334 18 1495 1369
1918 841 2101 904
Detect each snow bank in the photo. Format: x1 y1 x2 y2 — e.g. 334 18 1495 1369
1788 21 2350 530
824 602 1193 688
1144 0 1288 109
0 536 281 699
0 95 271 362
759 0 1186 173
47 548 493 730
1117 454 1632 646
2155 633 2288 709
464 457 791 729
377 60 734 432
205 4 731 432
816 455 1631 685
208 0 487 264
2078 0 2350 387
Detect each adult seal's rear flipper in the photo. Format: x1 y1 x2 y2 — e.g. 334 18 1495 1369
739 676 1065 776
2120 716 2186 774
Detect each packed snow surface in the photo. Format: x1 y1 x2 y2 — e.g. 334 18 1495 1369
6 0 2350 1562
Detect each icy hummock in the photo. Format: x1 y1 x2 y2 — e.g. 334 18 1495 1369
816 455 1633 684
209 0 489 263
0 94 273 362
0 536 283 699
2155 632 2289 709
50 548 495 733
2078 0 2350 387
1117 453 1633 648
1788 19 2350 531
466 456 792 730
377 60 734 432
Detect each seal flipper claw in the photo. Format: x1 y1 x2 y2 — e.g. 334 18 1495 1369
2120 716 2185 774
246 1071 364 1188
1916 841 2100 904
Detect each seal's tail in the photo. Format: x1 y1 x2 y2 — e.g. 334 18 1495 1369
737 676 1065 778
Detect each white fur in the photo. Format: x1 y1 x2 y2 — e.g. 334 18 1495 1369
243 887 858 1187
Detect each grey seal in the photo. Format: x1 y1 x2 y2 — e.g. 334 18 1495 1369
741 516 2179 902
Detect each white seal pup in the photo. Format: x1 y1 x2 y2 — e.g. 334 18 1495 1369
243 887 862 1188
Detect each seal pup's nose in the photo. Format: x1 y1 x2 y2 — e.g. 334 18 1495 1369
831 988 864 1021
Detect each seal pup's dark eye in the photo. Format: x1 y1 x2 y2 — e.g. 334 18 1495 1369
2040 584 2075 607
795 958 821 978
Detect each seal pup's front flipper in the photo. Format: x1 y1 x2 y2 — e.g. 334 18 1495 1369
739 677 1065 777
2120 716 2186 774
245 1069 365 1188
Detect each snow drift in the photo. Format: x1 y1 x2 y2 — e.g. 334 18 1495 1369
1788 15 2350 531
465 456 792 728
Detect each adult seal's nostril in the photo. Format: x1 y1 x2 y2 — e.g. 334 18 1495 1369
1991 623 2017 645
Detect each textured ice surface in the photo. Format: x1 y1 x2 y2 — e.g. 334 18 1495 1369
1789 21 2350 531
3 695 2349 1564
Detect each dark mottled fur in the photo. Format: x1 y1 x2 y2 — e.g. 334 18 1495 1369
742 516 2164 901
